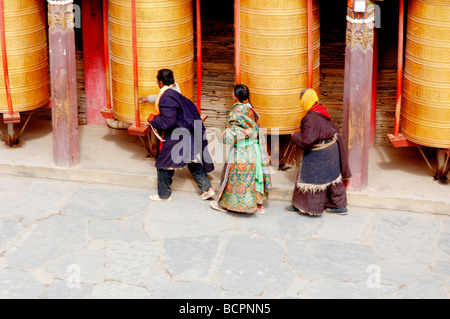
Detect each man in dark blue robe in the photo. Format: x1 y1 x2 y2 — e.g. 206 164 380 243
147 69 215 201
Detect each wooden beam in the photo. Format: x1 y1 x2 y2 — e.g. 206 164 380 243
81 0 107 126
48 1 79 167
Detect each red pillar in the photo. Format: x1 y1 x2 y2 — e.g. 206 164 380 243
343 4 375 190
48 1 79 167
82 0 107 126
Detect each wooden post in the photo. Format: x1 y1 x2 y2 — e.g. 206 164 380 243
81 0 107 126
342 3 375 190
48 0 80 167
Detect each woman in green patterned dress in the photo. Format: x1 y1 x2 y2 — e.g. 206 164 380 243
210 84 272 214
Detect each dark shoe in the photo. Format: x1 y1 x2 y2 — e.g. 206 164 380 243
284 205 300 214
325 207 348 215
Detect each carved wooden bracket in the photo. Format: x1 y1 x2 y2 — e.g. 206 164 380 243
346 5 375 51
47 0 74 31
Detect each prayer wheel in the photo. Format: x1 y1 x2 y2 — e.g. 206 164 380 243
401 0 450 148
108 0 195 124
0 0 49 113
239 0 320 134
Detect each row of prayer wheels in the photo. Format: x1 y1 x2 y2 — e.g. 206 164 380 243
109 0 321 134
0 0 448 148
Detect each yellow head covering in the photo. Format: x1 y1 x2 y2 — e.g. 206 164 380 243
300 89 319 112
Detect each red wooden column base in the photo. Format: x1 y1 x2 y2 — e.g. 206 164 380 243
128 124 150 137
387 133 418 148
3 112 20 124
100 107 114 119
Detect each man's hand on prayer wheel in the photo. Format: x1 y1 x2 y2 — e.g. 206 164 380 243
138 97 147 104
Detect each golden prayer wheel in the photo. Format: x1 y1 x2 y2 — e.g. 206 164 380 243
108 0 195 124
239 0 320 134
0 0 49 113
401 0 450 148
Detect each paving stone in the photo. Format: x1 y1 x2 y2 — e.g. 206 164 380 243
286 238 380 282
90 281 151 299
393 275 449 299
433 262 450 278
263 263 297 297
0 176 27 202
298 280 397 299
217 234 285 295
5 216 88 269
162 236 224 281
144 197 236 239
219 290 262 299
152 282 222 299
104 240 163 286
145 264 172 291
284 276 309 297
435 249 450 263
122 214 145 228
378 261 431 286
89 220 151 241
46 250 104 284
0 268 44 299
372 211 440 264
40 281 93 299
0 181 73 219
319 207 376 244
0 218 23 252
438 219 450 256
62 186 150 219
238 201 325 239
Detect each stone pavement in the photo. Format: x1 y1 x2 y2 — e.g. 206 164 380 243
0 174 449 299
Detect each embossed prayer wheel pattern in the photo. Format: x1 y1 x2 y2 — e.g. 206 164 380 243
109 0 195 124
240 0 320 134
0 0 49 113
402 0 450 148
